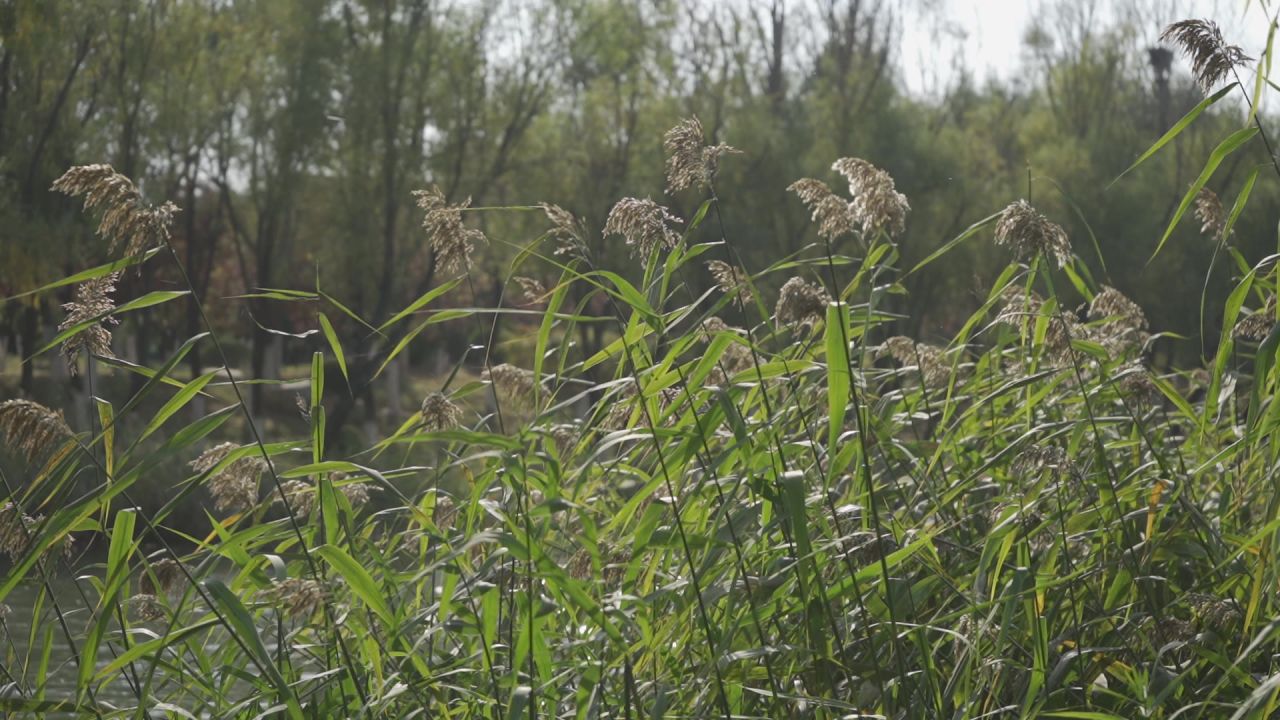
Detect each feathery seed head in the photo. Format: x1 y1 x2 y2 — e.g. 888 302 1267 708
1185 592 1243 634
513 276 547 304
701 316 732 336
832 157 910 238
52 165 179 257
420 391 463 431
1117 362 1161 404
706 260 752 305
1088 286 1148 333
879 336 949 388
413 185 484 273
0 501 73 562
994 286 1046 331
1194 188 1230 241
549 424 577 457
542 203 588 258
139 558 184 597
189 442 263 513
1234 295 1276 341
995 200 1072 268
59 272 120 374
267 578 326 620
775 277 830 328
663 116 740 193
1161 20 1251 91
789 178 856 240
603 198 683 257
129 594 166 622
483 363 536 401
0 400 73 464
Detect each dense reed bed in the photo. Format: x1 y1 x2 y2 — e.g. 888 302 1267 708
3 17 1280 719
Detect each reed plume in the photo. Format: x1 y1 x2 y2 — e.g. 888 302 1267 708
542 203 589 258
878 336 949 388
1088 286 1148 334
0 399 73 464
513 276 547 304
1161 20 1251 91
189 442 264 513
413 185 485 273
1194 188 1230 241
707 260 752 305
483 363 536 402
267 578 326 620
1234 295 1276 341
420 391 463 431
51 165 178 257
663 116 740 193
603 198 683 257
775 277 830 327
788 178 856 240
58 271 120 374
994 200 1072 269
832 157 909 238
0 501 73 562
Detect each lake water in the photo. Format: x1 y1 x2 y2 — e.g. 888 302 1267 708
2 578 163 713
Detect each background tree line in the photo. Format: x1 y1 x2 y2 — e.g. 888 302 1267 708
2 0 1276 450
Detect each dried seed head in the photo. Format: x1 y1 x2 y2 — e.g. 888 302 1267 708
1194 188 1230 241
59 272 120 374
278 479 317 518
542 203 588 258
843 531 899 566
129 594 166 622
433 494 458 531
276 474 372 519
0 603 10 620
0 400 73 464
775 277 830 328
603 198 683 257
420 391 463 431
0 501 73 562
267 578 326 620
1185 592 1243 634
413 186 484 273
549 424 577 457
832 157 910 238
1234 296 1276 342
51 164 178 257
706 260 752 305
1117 362 1161 405
663 116 740 192
995 200 1072 269
878 336 950 388
1149 616 1195 649
139 558 184 596
189 442 263 513
513 276 547 304
1089 286 1148 334
789 178 856 240
483 363 536 401
1161 20 1251 91
338 478 373 508
995 286 1046 331
701 316 732 336
1010 445 1073 481
720 340 755 377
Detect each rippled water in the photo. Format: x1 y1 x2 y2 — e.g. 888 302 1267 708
2 579 164 713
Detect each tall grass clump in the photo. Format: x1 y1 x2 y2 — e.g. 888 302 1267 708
5 16 1280 719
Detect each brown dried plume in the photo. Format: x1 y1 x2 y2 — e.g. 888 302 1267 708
1161 20 1251 91
51 165 178 257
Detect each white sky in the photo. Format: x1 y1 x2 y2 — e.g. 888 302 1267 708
897 0 1276 96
